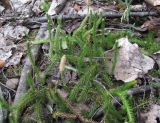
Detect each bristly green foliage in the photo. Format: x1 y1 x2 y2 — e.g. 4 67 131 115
95 81 122 123
130 33 160 55
150 69 160 77
95 80 136 123
29 11 138 122
26 42 44 84
69 65 97 102
1 3 159 122
112 42 118 74
118 93 135 123
152 82 160 88
121 0 132 23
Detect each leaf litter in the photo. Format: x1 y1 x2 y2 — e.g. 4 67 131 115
0 24 29 67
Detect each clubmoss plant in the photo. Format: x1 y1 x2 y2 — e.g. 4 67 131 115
1 1 160 121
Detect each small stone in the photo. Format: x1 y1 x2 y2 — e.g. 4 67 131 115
6 78 19 90
105 37 155 82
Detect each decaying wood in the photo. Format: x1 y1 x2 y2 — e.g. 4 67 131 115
48 0 68 15
0 11 157 26
25 11 158 24
13 24 47 104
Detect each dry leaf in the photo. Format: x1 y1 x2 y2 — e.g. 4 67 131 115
0 59 5 68
141 18 160 31
6 78 19 90
145 0 160 6
0 25 29 67
84 0 93 6
74 3 81 12
5 52 23 67
3 25 29 40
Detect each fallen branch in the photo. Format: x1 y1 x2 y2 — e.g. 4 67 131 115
0 11 158 26
127 85 151 96
24 11 158 24
48 0 68 15
13 24 47 104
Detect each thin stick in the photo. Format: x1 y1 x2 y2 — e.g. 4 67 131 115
94 80 122 106
26 11 158 23
0 11 157 26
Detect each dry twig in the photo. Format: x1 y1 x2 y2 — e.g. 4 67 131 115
25 11 157 24
0 11 158 26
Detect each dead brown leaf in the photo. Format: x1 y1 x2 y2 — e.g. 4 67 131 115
74 3 81 12
141 18 160 31
0 0 12 9
0 59 5 69
145 0 160 6
6 78 19 90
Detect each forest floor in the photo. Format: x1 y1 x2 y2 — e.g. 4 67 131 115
0 0 160 123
